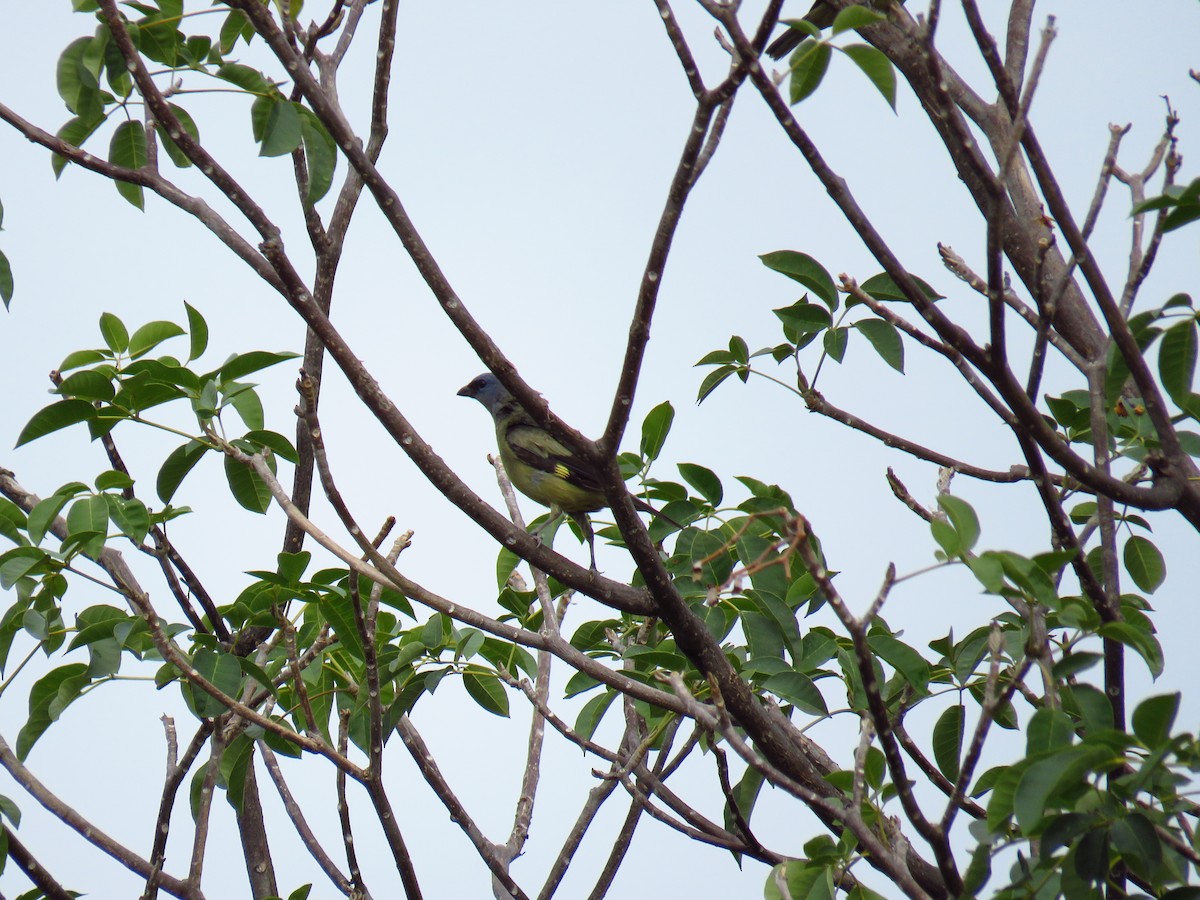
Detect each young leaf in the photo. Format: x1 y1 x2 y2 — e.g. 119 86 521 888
1130 693 1179 747
223 455 272 513
16 399 98 447
831 5 887 33
677 462 722 506
932 704 964 782
259 99 302 157
16 663 90 760
762 670 828 716
128 320 185 359
788 40 831 104
462 671 510 717
298 107 337 205
109 120 147 210
184 302 209 361
841 44 896 110
1123 535 1165 593
575 690 617 741
760 251 838 310
854 319 904 372
0 248 11 309
937 495 980 553
57 38 103 123
99 312 129 353
158 440 208 503
640 401 674 462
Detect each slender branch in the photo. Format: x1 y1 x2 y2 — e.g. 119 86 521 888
257 741 355 896
145 720 214 900
0 732 199 899
335 711 366 893
394 717 530 900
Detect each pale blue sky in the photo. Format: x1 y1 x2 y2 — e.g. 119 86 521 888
2 2 1199 896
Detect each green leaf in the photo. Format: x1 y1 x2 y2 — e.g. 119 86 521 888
242 430 299 464
52 115 105 178
462 671 509 717
158 103 200 168
158 440 208 503
854 319 903 372
823 326 848 361
760 251 837 310
321 596 364 661
677 463 722 506
220 735 254 814
218 350 301 381
56 369 115 402
216 62 272 95
128 320 185 359
99 311 129 353
695 364 736 403
774 301 832 341
761 670 827 716
0 547 51 590
1123 535 1164 593
932 704 964 783
1159 319 1197 402
57 38 104 124
1111 813 1162 881
258 99 302 157
1131 693 1179 747
1025 708 1075 756
868 632 929 691
59 349 110 371
228 386 265 431
1013 746 1115 834
184 302 208 362
858 272 943 303
16 399 97 447
109 120 147 210
575 690 617 741
106 495 150 543
1098 621 1164 679
0 248 11 309
297 107 337 205
66 493 109 540
27 493 74 546
937 495 980 553
831 5 888 33
223 455 272 514
788 40 832 104
218 9 254 53
640 401 674 462
840 44 896 110
17 663 91 760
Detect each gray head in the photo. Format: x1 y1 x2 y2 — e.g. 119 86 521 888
457 373 514 419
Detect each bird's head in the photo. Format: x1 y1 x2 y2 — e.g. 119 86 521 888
457 372 512 417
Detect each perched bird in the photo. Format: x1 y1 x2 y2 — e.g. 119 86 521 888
458 373 671 570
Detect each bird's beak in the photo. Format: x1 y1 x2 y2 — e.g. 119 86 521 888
456 383 473 398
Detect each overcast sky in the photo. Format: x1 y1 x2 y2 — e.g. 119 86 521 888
2 2 1199 897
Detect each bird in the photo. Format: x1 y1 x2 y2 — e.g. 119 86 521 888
458 373 675 571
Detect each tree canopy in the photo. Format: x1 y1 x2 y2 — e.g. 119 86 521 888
1 2 1199 898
